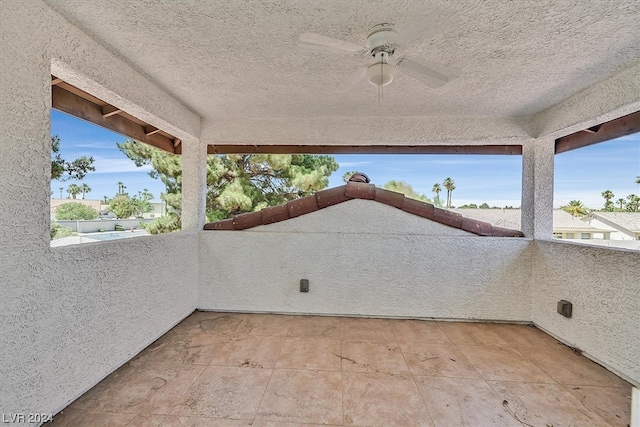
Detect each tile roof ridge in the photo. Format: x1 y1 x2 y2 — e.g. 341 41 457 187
203 181 524 237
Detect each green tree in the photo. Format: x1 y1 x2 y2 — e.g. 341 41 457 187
132 189 154 217
442 177 455 208
636 176 640 184
431 183 442 207
601 190 615 211
55 202 98 220
50 222 75 240
341 171 358 183
103 195 110 204
562 200 588 217
81 183 91 199
67 183 82 199
109 194 138 219
51 135 95 181
383 181 431 202
458 203 478 209
117 140 338 232
117 181 127 194
479 202 490 209
626 194 640 212
617 198 626 209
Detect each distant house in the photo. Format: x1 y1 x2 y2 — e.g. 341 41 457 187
583 212 640 241
450 208 611 240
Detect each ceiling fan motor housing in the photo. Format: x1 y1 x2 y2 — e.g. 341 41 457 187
366 23 399 55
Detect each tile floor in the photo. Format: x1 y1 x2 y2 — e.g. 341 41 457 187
52 312 633 426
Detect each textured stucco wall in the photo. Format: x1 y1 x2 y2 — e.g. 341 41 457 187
199 201 533 320
0 2 198 422
531 240 640 386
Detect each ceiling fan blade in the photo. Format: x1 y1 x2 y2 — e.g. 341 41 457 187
332 68 367 93
396 57 460 88
397 7 459 47
299 32 364 54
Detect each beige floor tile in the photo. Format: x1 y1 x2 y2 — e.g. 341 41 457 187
253 421 337 427
565 384 632 427
489 380 612 427
129 333 229 368
172 366 271 419
415 376 520 427
486 324 562 350
341 341 410 375
172 312 246 336
209 336 285 368
287 315 341 338
391 319 451 344
160 416 256 426
458 345 555 383
256 369 342 425
523 345 632 387
343 372 433 427
69 363 206 415
275 337 341 371
437 322 510 346
50 407 84 426
59 411 164 426
400 342 479 378
341 317 397 342
239 313 293 336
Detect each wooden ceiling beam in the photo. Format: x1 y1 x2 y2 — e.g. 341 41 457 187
52 85 176 154
206 144 523 155
144 125 161 136
102 105 123 118
51 77 63 85
556 111 640 154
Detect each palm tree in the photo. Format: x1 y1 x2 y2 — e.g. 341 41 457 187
601 190 614 212
103 196 109 204
59 187 64 199
117 181 126 194
562 200 587 217
341 171 358 183
636 176 640 184
601 189 614 203
432 183 442 207
626 194 639 212
67 183 82 199
617 198 626 209
81 183 91 199
442 177 455 208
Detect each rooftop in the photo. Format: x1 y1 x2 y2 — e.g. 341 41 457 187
52 312 632 426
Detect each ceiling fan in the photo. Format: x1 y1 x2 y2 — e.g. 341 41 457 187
299 8 461 93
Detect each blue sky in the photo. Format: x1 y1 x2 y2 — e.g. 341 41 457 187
51 110 639 208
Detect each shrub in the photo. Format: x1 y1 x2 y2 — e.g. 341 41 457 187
55 202 98 220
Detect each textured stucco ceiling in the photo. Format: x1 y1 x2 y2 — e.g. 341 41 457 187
45 0 640 143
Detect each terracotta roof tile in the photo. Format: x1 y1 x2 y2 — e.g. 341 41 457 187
460 217 493 236
287 195 320 218
491 226 525 237
203 218 234 230
316 185 352 209
345 181 376 200
374 188 405 209
401 197 435 219
433 208 463 229
261 204 290 224
203 176 523 237
232 211 263 230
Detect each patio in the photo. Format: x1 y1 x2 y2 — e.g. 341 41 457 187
51 312 631 426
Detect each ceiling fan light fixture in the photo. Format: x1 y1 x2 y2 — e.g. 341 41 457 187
367 61 394 87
